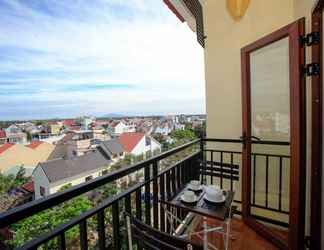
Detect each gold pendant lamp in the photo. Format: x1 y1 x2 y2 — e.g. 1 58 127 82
226 0 250 21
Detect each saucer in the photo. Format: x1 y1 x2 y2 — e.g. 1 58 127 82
181 194 198 204
203 194 226 204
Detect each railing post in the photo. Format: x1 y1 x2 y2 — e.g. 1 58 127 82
152 161 159 229
200 136 206 184
144 165 151 226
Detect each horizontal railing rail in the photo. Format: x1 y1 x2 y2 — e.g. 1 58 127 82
17 151 201 250
0 137 292 250
1 139 201 250
202 137 290 146
0 138 200 228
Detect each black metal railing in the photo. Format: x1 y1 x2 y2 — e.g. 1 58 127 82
201 138 290 227
0 137 291 250
0 139 201 250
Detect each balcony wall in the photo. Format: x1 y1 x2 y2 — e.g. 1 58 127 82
202 0 319 238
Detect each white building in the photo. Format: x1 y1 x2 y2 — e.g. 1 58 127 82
118 132 161 156
81 116 95 130
33 150 111 199
107 121 136 136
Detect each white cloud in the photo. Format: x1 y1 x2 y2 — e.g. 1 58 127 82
0 0 205 120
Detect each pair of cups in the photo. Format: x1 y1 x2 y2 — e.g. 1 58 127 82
183 183 224 203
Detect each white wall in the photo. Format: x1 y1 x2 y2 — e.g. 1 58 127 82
49 169 105 194
131 136 146 156
147 137 162 153
33 166 50 199
33 165 110 199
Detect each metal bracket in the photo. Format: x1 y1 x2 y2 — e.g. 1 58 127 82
301 32 320 47
302 63 320 77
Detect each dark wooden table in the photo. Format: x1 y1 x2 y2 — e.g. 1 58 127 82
160 185 235 221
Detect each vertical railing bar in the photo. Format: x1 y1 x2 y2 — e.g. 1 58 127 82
112 202 120 250
230 152 234 191
166 170 171 233
265 156 269 208
253 154 256 205
176 163 181 190
279 157 283 211
97 210 105 250
159 174 165 232
134 188 141 249
135 188 142 220
79 220 88 250
210 151 213 184
171 167 176 195
144 165 151 226
220 151 223 189
153 161 159 229
181 161 185 185
125 193 131 214
59 232 66 250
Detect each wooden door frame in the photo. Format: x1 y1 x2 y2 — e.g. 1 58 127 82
311 1 323 249
241 19 306 250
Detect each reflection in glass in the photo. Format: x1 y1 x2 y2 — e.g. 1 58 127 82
249 38 290 233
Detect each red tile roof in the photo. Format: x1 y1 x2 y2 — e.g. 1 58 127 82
0 143 14 154
0 130 6 138
118 132 145 152
21 181 34 193
26 141 43 149
163 0 185 22
63 119 75 127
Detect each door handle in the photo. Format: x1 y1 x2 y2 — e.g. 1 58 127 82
240 135 261 141
251 136 261 141
240 134 261 148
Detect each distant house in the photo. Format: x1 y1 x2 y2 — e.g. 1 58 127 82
118 132 161 156
33 151 111 199
0 142 55 176
154 124 172 136
81 116 95 130
48 122 62 135
0 130 6 145
98 139 125 161
107 121 136 136
66 130 94 157
4 125 27 144
92 127 110 141
5 124 22 134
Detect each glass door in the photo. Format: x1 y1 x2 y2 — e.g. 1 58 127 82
241 19 306 249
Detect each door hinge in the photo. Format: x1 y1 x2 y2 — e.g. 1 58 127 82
301 32 320 47
304 235 311 249
302 63 320 76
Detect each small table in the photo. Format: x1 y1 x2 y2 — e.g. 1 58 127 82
160 185 235 250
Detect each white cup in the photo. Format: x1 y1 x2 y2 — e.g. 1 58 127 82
205 185 223 201
190 180 200 189
183 190 195 202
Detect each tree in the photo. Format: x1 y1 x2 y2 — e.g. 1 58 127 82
170 129 196 141
9 195 92 249
193 121 206 137
0 167 30 194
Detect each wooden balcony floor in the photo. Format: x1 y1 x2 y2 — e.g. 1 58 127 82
188 217 288 250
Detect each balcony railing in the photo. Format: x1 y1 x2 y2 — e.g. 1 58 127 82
0 138 290 250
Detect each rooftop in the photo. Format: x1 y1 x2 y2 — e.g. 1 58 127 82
118 132 145 152
37 150 111 183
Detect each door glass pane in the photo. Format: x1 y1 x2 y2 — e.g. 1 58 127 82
250 37 290 235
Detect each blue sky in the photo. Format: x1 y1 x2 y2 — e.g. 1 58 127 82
0 0 205 120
